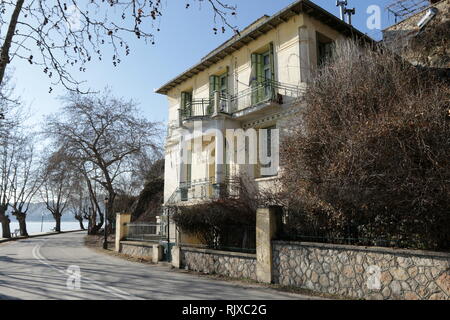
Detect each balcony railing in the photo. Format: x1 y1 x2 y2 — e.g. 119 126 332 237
179 99 212 121
228 80 304 113
178 80 304 122
165 178 235 205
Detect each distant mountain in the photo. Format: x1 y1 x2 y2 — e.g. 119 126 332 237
7 202 78 222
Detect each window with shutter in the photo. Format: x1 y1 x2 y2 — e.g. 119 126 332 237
251 44 275 105
181 91 192 118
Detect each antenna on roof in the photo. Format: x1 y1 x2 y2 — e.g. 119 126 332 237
345 7 356 25
336 0 356 25
336 0 348 21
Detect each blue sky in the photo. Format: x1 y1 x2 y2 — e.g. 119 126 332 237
10 0 396 128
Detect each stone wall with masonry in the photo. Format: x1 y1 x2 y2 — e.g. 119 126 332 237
180 247 257 281
272 241 449 300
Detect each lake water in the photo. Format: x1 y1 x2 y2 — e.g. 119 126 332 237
1 221 82 238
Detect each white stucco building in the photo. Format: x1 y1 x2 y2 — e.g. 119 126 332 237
156 0 372 242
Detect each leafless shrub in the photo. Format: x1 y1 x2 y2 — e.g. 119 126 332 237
280 40 450 251
172 175 257 250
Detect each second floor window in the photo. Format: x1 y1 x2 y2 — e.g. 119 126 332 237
209 68 229 113
317 32 333 66
180 91 193 117
251 42 275 105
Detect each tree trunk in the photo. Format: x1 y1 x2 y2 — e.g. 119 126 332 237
54 214 61 232
75 214 85 230
0 213 11 238
88 209 103 235
14 212 28 237
0 0 25 86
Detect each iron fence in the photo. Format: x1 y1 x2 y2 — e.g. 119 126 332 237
279 232 437 250
126 223 166 242
178 225 256 254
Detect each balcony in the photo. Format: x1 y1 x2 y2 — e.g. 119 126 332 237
179 80 304 123
228 80 304 116
179 99 212 122
165 178 234 205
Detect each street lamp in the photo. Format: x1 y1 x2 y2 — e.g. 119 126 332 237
40 212 44 232
103 197 108 250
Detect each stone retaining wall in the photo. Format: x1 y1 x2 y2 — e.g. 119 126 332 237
120 241 155 261
180 247 257 281
272 241 450 300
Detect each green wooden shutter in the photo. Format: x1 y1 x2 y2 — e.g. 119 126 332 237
181 92 192 117
209 75 219 97
251 53 258 105
269 42 276 100
181 92 187 117
269 42 275 80
225 66 230 94
209 75 219 114
256 54 264 103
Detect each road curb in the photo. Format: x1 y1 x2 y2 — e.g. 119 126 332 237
0 229 85 244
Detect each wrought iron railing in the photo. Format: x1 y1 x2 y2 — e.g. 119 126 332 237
179 99 212 121
126 223 166 242
178 81 304 122
229 80 304 113
164 177 235 205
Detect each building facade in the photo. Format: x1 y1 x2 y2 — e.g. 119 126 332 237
156 0 372 243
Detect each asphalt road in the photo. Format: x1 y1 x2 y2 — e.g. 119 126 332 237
0 231 316 300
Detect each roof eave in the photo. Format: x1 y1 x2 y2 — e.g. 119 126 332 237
155 0 374 95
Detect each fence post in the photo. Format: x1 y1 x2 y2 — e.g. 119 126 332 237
256 206 282 283
115 212 131 252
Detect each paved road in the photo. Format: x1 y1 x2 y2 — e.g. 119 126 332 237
0 232 315 300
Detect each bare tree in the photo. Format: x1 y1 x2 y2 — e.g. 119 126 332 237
45 90 162 234
0 71 22 238
0 129 18 238
40 148 72 232
9 135 42 236
0 0 237 92
67 175 88 231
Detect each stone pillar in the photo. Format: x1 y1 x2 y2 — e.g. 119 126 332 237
115 212 131 252
256 206 282 283
214 122 225 187
152 244 163 263
171 246 181 268
213 91 220 116
298 26 312 83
